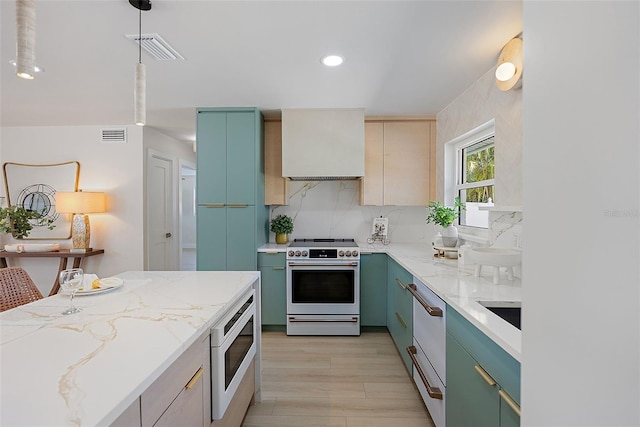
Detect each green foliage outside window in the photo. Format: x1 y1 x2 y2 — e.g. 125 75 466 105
465 146 494 202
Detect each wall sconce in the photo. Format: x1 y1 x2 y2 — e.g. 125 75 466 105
56 191 106 253
495 37 523 91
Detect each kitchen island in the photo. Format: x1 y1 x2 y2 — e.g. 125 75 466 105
0 271 261 427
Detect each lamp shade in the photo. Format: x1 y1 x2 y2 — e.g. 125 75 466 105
56 192 106 214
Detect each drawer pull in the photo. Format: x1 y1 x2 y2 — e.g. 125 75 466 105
474 364 496 386
198 203 224 208
395 311 407 329
185 367 204 390
406 346 443 400
227 203 249 208
272 266 285 270
395 278 407 290
499 389 521 417
407 284 443 317
288 317 359 323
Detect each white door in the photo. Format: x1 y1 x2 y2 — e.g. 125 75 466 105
147 152 175 270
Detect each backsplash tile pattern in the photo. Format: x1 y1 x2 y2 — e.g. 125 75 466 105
269 180 438 244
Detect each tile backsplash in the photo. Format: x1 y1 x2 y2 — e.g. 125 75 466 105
269 180 438 244
269 180 524 252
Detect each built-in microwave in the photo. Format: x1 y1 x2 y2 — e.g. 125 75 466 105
210 289 256 420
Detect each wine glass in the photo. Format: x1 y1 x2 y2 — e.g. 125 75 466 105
60 268 83 315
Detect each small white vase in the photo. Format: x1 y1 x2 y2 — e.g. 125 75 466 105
441 225 458 247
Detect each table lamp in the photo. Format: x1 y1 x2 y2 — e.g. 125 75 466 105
56 191 106 253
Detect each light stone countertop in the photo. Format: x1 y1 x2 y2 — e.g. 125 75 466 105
259 241 522 361
0 270 260 427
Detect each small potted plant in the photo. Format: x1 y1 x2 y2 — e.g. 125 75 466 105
0 205 54 239
270 214 294 244
426 197 465 247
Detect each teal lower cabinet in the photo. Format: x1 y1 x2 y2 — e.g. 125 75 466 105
360 253 387 326
446 308 521 427
257 252 286 326
386 257 414 372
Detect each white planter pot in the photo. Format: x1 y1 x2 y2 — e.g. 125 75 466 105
441 225 458 247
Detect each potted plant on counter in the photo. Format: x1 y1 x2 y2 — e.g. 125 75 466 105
270 214 294 244
426 197 465 247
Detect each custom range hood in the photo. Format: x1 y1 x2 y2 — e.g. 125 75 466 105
282 108 365 180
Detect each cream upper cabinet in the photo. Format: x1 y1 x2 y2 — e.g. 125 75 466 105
264 119 289 205
360 119 435 206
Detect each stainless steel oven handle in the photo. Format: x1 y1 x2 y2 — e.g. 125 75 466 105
288 317 359 323
287 262 359 267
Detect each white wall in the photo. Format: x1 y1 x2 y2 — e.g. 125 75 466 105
0 125 144 295
522 2 639 425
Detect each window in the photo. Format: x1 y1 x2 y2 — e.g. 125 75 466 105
444 120 495 230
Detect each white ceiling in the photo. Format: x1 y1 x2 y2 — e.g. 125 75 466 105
0 0 522 144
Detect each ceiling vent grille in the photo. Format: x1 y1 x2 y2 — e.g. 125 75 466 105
101 129 127 143
125 33 184 61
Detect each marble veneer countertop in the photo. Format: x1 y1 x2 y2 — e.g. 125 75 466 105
258 241 522 361
0 271 260 427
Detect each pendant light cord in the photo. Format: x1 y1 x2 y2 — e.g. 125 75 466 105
138 7 142 64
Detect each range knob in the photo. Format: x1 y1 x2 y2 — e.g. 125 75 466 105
301 250 308 257
288 250 295 257
352 250 358 257
345 250 352 257
338 250 345 257
295 250 301 257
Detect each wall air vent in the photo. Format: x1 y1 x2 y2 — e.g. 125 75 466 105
125 33 184 61
101 129 127 143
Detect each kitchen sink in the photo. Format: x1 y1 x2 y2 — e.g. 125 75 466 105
478 301 521 330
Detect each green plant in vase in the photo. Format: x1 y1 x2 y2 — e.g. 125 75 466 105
426 197 465 247
270 214 294 244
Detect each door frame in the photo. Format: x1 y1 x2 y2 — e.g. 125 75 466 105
145 148 179 270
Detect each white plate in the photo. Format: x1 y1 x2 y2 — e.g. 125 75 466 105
75 277 124 296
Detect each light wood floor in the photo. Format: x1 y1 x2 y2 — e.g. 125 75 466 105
243 330 435 427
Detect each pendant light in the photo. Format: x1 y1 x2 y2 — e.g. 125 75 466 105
16 0 36 79
130 0 151 126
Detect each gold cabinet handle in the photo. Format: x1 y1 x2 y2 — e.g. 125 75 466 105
395 311 407 329
272 266 285 270
227 203 249 208
498 389 521 417
474 364 496 386
406 346 443 400
198 203 225 208
185 367 204 390
407 284 443 317
395 278 407 290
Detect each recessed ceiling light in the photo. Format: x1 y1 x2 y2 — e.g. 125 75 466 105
321 55 344 67
9 60 44 74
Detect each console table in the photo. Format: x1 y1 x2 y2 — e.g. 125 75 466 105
0 249 105 296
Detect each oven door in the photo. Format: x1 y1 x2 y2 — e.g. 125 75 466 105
286 260 360 315
210 291 256 420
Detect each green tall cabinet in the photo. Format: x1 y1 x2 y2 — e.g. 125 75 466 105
196 108 268 271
